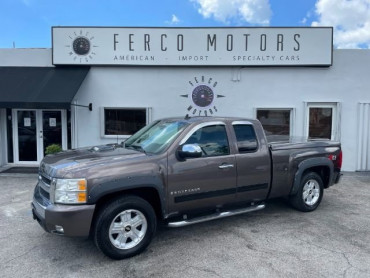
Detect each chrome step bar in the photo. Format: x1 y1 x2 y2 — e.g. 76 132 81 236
167 203 265 228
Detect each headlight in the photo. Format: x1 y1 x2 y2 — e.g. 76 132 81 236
53 178 87 204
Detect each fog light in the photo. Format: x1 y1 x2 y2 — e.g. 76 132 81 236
55 225 64 234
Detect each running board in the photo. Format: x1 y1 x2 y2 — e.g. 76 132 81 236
167 203 265 228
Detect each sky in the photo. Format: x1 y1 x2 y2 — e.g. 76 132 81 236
1 0 370 49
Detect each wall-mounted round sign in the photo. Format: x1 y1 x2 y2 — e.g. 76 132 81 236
180 76 225 117
72 37 91 56
191 85 214 108
65 30 97 63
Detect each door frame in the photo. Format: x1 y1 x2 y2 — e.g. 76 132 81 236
12 109 67 164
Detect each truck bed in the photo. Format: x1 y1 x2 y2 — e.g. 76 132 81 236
267 135 341 200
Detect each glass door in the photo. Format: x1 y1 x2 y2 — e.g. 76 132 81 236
13 109 67 164
42 111 62 156
14 110 38 162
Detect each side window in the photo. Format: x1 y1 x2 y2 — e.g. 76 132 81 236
233 124 258 153
185 125 230 156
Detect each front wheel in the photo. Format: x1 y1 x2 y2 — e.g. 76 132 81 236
289 172 324 212
93 196 157 260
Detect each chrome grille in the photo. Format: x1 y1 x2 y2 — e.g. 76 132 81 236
39 173 51 187
38 173 52 201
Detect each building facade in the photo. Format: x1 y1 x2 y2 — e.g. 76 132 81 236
0 27 370 171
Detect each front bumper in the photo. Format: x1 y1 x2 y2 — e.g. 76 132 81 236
31 183 95 237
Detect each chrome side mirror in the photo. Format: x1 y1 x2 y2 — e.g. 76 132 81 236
178 144 202 159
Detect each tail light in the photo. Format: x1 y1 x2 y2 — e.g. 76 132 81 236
329 150 342 169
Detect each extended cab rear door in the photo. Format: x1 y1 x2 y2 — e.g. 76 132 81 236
231 121 271 202
167 122 237 214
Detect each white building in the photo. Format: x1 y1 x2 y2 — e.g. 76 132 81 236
0 27 369 171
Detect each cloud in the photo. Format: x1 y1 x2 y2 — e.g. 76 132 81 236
312 0 370 48
166 14 181 25
192 0 271 25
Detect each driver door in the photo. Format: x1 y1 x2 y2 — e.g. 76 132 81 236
167 122 237 214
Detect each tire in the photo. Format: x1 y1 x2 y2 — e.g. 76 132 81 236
93 195 157 260
289 172 324 212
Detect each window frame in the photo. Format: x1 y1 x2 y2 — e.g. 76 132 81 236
254 107 295 136
304 102 340 141
100 107 152 139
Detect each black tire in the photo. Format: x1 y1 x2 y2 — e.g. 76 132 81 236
289 172 324 212
93 195 157 260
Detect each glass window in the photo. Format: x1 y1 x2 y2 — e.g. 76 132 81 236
184 125 229 157
125 120 189 154
104 108 146 135
309 107 332 139
233 124 258 153
257 109 290 136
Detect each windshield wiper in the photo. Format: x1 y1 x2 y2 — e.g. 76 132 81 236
126 144 147 154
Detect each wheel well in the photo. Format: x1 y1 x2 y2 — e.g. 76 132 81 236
90 187 163 236
303 166 331 188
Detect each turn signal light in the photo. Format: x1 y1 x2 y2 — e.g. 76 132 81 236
78 192 87 202
78 180 87 191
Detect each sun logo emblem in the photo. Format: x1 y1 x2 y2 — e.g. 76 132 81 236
65 30 98 63
180 76 225 117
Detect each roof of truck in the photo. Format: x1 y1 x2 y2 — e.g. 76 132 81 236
159 116 258 123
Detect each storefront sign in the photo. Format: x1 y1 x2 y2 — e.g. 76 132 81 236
52 27 333 66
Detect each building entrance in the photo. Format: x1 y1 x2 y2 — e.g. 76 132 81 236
12 109 67 164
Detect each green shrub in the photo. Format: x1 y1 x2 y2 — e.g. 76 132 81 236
45 144 63 155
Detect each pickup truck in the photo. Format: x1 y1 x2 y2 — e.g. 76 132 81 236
32 117 342 260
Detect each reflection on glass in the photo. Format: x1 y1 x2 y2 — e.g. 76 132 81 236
105 109 146 135
17 111 37 161
257 110 290 136
43 111 62 155
309 108 332 139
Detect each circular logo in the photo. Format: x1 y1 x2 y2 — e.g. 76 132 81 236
72 37 91 56
191 85 214 108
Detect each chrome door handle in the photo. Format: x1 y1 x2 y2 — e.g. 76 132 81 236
218 164 234 169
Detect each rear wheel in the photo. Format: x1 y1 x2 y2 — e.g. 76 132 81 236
290 172 324 212
93 195 157 260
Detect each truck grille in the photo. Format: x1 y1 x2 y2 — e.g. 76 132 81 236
41 175 51 187
39 173 52 201
39 186 50 200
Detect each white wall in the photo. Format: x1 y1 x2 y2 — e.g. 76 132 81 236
72 49 370 171
0 48 52 67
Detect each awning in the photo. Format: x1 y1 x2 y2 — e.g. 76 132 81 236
0 66 89 109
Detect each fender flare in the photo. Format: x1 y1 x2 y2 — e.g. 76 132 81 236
88 175 167 218
290 157 333 196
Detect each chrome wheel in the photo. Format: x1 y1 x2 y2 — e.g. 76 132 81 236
109 209 148 250
302 179 320 206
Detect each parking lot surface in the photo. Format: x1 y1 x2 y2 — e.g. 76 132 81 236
0 172 370 278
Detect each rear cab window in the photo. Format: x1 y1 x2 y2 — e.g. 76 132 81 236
232 124 258 153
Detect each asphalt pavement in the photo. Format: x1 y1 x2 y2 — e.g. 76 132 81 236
0 172 370 278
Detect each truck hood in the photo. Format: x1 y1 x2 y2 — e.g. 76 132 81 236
40 145 146 178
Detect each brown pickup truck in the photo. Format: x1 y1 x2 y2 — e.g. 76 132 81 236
32 117 342 259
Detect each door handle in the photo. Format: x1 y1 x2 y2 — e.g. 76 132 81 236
218 164 234 169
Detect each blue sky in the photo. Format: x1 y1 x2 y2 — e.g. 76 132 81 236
0 0 369 48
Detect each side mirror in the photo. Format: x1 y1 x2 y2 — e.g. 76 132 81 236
178 144 202 159
238 140 258 152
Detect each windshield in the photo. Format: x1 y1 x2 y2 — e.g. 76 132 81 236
124 120 189 154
